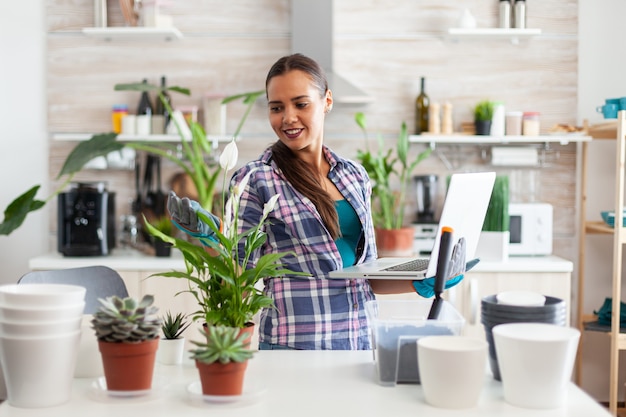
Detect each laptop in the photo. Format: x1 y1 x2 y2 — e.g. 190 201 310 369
328 171 496 280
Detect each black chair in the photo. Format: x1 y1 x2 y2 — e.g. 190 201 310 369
18 266 129 314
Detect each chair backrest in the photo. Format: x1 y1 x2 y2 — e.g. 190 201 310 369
18 266 129 314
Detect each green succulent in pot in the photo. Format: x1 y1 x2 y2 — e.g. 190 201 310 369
190 325 254 365
474 100 495 122
161 311 191 340
91 294 161 343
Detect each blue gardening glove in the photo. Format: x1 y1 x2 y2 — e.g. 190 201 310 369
412 238 479 298
167 191 221 245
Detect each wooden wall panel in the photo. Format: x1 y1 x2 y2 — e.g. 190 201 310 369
45 0 580 263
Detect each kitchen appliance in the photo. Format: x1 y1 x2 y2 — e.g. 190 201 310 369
508 203 552 256
413 174 439 254
57 182 116 257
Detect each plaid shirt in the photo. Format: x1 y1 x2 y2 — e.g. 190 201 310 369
231 145 377 350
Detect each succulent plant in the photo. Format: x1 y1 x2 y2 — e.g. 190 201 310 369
161 311 191 340
91 294 162 343
189 325 254 364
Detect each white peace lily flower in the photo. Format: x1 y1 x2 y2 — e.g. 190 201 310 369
261 194 280 221
223 196 234 239
219 139 238 171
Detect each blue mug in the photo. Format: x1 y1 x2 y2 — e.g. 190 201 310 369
597 103 619 119
619 97 626 111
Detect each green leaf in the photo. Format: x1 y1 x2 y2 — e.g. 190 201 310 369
58 133 123 178
221 90 265 105
0 186 45 235
114 82 190 96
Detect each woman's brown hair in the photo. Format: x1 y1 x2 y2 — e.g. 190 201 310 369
266 54 339 239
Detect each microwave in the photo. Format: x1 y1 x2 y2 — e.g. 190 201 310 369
508 203 553 256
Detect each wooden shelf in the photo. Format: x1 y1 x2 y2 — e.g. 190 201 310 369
409 133 591 147
585 221 615 234
446 28 541 43
588 121 618 139
51 133 235 143
82 27 183 41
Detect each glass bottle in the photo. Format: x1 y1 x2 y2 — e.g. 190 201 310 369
514 0 526 29
499 0 512 29
415 77 430 135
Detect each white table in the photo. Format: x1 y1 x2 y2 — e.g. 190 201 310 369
0 351 610 416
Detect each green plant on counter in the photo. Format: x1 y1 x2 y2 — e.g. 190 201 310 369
482 175 509 232
474 100 494 122
91 294 162 343
189 325 254 364
152 215 174 239
0 84 264 236
161 311 191 340
354 112 432 230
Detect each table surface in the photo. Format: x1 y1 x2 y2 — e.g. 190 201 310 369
0 351 609 417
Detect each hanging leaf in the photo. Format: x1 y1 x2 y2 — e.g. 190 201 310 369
58 133 123 178
0 186 45 235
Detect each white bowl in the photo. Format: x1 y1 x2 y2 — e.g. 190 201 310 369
0 302 85 322
0 330 81 408
0 316 82 337
0 284 86 308
496 291 546 307
493 323 580 409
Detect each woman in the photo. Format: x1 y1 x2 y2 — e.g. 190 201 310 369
171 53 414 350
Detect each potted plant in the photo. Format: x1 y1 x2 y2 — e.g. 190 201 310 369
91 294 162 391
157 311 191 365
145 143 309 331
151 215 175 257
355 112 432 256
474 100 494 135
189 325 255 396
476 175 510 261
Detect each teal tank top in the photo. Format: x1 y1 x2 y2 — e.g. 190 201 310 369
335 199 361 267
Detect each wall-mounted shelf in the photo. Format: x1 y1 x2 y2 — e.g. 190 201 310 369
82 27 183 41
446 28 542 44
52 133 234 143
409 133 591 148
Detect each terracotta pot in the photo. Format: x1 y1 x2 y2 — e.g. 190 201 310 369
375 227 415 257
98 338 159 391
196 359 248 396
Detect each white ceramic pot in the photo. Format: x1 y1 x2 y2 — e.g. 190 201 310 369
0 284 86 307
157 337 186 365
493 322 580 409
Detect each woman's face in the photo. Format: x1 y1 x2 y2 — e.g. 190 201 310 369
266 69 332 155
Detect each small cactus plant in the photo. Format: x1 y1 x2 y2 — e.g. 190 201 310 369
190 326 254 364
161 311 191 340
91 294 162 343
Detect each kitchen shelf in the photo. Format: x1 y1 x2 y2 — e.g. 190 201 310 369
446 28 541 43
577 112 626 415
51 133 235 143
82 27 183 41
409 133 591 148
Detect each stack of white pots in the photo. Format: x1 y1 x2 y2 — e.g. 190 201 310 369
0 283 86 408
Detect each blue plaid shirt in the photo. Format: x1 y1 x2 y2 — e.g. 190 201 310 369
231 145 377 350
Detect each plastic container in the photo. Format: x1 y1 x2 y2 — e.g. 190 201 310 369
505 111 523 135
365 299 465 386
499 0 512 29
491 102 506 136
522 112 540 136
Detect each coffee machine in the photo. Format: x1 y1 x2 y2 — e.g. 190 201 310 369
413 175 439 254
57 182 116 256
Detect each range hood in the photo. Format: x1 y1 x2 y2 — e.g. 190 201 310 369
291 0 373 104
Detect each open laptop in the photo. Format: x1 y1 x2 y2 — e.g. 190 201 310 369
328 171 496 280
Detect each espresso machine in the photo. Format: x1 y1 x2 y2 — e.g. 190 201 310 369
57 182 116 256
413 174 439 254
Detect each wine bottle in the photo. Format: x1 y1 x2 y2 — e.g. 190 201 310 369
136 79 154 116
415 77 430 135
154 76 172 129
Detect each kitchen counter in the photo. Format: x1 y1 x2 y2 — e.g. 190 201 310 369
0 351 609 416
28 250 573 273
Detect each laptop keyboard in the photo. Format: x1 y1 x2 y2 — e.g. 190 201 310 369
382 258 429 272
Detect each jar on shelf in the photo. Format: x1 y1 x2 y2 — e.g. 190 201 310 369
522 112 540 136
111 105 129 134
